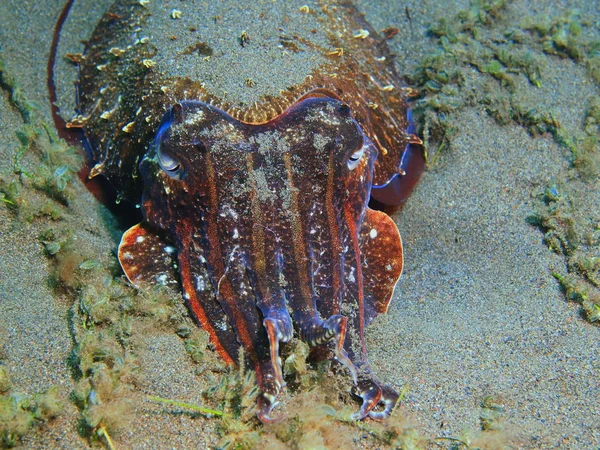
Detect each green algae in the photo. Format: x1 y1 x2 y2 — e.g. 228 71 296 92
529 177 599 324
520 9 600 72
403 0 599 327
0 56 37 124
182 327 220 368
1 53 81 216
0 119 81 221
405 0 599 167
1 52 187 448
49 243 195 447
407 0 523 164
147 336 432 450
0 53 79 449
147 396 224 417
0 380 63 448
479 395 506 432
526 91 599 324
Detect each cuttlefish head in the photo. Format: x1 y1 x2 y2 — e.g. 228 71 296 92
118 96 403 421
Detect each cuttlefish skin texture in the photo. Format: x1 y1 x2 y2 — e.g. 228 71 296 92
77 0 422 422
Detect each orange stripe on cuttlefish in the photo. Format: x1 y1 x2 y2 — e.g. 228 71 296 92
282 153 315 310
177 244 235 365
344 206 366 360
325 143 343 314
246 153 287 389
204 151 264 375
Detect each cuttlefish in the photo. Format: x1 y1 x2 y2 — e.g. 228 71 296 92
71 0 424 422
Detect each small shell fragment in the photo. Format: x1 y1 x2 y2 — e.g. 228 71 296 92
109 47 126 57
66 115 88 128
353 29 370 39
142 59 157 68
122 121 136 133
171 9 182 19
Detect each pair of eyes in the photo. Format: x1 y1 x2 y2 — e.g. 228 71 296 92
157 145 367 178
156 139 367 179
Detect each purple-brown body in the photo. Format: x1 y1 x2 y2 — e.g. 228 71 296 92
74 0 423 421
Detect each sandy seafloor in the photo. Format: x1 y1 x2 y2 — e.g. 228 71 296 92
0 0 598 449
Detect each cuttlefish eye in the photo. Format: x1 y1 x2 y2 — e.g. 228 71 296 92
347 145 366 170
157 150 183 179
154 110 184 180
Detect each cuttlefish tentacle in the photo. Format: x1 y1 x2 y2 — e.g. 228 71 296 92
209 249 285 423
241 247 291 422
216 248 287 423
368 383 399 420
353 380 382 420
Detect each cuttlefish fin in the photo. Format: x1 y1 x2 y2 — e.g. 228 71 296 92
118 222 179 288
348 208 403 421
360 208 403 324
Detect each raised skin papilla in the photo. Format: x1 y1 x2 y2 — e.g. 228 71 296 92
118 97 404 421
